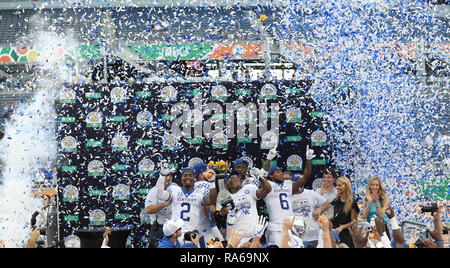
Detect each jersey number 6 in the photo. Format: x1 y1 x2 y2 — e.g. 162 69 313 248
279 193 289 210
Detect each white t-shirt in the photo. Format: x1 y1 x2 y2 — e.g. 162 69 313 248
315 187 337 220
168 185 206 233
264 180 294 231
228 184 259 236
145 187 172 225
292 189 327 242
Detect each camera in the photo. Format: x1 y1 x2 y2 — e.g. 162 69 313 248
184 230 199 242
420 203 439 213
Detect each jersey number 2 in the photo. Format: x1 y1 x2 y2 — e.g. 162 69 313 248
181 202 191 221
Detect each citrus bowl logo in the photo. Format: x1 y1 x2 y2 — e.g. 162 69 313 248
60 88 76 103
111 87 127 103
287 155 303 171
64 235 81 248
113 184 130 200
286 107 302 123
212 133 228 149
211 85 227 100
139 158 155 174
88 160 104 176
86 112 103 127
311 130 327 146
237 107 252 124
312 178 323 191
63 185 79 202
112 133 128 151
163 134 178 149
137 110 153 126
140 209 152 224
261 131 278 149
61 136 77 152
261 84 277 99
161 85 177 101
89 209 106 226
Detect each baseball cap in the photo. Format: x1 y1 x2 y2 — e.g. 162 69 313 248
268 166 280 175
191 162 207 178
291 173 303 181
163 219 184 237
181 167 194 176
225 170 240 185
233 158 249 168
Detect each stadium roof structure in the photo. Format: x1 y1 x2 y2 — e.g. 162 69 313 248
0 0 446 90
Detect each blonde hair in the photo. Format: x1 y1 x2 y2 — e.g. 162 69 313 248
337 176 354 215
365 176 388 207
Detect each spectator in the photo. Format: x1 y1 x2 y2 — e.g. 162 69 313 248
362 176 390 226
157 219 184 248
330 176 360 248
145 174 173 248
316 167 338 220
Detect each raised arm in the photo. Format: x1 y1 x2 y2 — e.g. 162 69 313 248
292 146 315 195
203 187 217 206
386 205 405 248
318 216 333 248
155 164 172 202
425 207 445 248
256 176 272 200
202 170 217 206
262 147 278 172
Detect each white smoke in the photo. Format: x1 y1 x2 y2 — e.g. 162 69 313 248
0 24 78 247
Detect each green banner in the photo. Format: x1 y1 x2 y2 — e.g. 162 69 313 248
126 44 214 60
